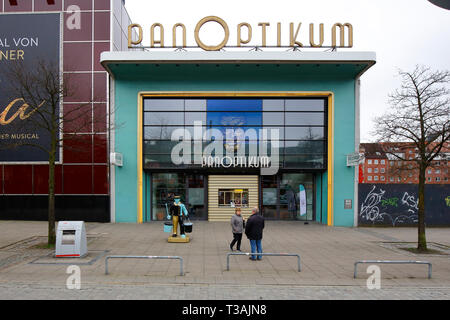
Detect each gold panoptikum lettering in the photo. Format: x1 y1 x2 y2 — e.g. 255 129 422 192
332 23 353 47
128 24 143 48
289 23 303 47
237 23 252 47
151 23 164 47
172 23 187 48
309 23 324 47
126 17 355 50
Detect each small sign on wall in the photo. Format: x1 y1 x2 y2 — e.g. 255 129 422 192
344 199 352 209
110 153 123 166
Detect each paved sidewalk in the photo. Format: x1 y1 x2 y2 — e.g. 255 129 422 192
0 283 449 300
0 220 449 299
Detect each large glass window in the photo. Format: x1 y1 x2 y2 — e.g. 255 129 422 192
285 112 324 126
151 173 186 220
218 189 249 207
151 173 206 221
144 112 184 125
144 126 184 140
285 99 325 111
263 112 284 125
143 98 327 170
144 99 184 111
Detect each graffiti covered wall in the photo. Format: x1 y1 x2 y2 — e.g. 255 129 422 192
359 184 450 226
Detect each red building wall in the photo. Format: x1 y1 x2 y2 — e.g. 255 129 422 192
0 0 132 221
1 0 111 197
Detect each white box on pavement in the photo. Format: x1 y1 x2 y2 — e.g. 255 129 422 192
55 221 87 258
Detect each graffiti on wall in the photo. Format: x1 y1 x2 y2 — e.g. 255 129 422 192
360 185 419 226
359 184 450 226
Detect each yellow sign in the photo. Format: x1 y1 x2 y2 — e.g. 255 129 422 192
128 16 353 51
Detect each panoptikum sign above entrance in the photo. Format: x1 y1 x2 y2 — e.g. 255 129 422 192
128 16 353 51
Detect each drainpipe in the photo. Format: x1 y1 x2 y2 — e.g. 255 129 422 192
354 77 361 227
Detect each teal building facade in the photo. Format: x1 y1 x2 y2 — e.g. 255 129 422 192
101 51 376 226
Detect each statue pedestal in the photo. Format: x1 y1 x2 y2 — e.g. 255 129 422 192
168 236 190 243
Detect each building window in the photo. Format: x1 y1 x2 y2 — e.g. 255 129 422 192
368 176 372 181
368 159 372 165
428 169 432 174
143 98 327 170
374 160 378 165
381 176 385 181
436 177 441 182
390 161 394 166
390 177 394 182
381 160 385 165
436 169 441 174
427 177 432 182
381 168 385 173
374 176 379 181
368 168 372 173
218 189 249 207
374 168 378 173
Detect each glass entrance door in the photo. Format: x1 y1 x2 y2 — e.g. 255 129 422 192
279 173 314 221
261 173 314 220
186 174 207 220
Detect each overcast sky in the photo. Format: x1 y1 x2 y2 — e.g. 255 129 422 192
124 0 450 143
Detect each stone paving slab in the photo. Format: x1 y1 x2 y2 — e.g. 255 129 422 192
0 282 448 300
0 220 449 292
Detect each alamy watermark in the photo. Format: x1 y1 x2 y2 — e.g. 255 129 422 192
66 265 81 290
66 5 81 30
366 265 381 290
170 121 280 175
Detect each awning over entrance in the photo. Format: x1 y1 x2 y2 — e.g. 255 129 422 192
101 51 376 79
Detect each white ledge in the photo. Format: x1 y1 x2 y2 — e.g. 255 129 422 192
101 50 376 65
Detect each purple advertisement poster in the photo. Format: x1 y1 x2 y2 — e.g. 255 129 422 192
0 13 60 162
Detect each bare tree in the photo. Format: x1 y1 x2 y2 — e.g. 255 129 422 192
2 59 105 246
373 65 450 251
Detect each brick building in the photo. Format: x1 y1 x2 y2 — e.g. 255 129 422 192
0 0 133 221
359 142 449 184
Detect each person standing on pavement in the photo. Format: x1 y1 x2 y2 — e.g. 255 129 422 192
244 207 265 261
230 207 245 251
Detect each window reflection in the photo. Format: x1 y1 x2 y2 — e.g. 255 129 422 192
142 98 327 169
285 112 324 126
144 112 184 125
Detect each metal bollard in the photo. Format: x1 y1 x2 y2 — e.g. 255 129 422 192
354 260 432 279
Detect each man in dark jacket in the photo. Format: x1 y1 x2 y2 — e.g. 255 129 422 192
244 207 265 261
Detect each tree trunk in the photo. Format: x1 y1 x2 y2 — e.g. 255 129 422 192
417 162 427 251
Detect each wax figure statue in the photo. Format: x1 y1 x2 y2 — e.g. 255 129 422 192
167 195 189 242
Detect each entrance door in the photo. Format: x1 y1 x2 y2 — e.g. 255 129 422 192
208 175 259 221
